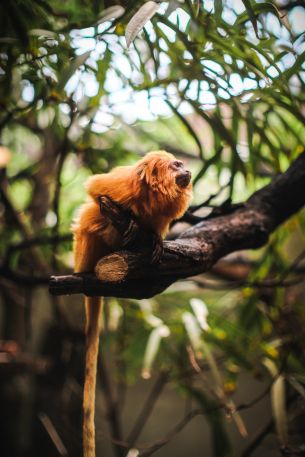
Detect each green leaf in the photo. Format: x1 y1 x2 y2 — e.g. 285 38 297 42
185 387 232 457
189 100 237 153
214 0 223 20
193 147 223 186
166 100 204 160
284 51 305 80
236 2 281 32
241 0 259 38
57 51 91 92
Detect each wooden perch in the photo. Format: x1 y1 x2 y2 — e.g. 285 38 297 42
49 152 305 299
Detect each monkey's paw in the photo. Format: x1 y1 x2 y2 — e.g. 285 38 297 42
98 195 132 233
150 232 164 264
122 219 140 247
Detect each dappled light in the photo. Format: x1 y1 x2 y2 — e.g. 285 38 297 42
0 1 305 457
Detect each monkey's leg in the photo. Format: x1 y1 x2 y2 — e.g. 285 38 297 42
150 231 164 264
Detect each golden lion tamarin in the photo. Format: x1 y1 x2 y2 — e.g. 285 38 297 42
72 150 192 457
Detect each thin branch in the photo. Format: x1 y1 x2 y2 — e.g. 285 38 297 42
51 108 75 267
0 266 50 285
104 410 207 455
279 248 305 281
38 413 68 456
103 374 286 457
3 234 71 267
138 409 204 457
0 351 51 376
239 419 274 457
0 183 49 272
193 274 305 290
98 352 124 457
126 372 168 450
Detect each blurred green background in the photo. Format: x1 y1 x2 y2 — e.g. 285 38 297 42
0 1 305 456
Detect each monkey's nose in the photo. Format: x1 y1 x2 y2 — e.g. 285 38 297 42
176 170 192 188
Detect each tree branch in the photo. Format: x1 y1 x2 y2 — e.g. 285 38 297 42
49 152 305 299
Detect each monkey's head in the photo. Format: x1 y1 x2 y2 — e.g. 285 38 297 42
136 150 192 195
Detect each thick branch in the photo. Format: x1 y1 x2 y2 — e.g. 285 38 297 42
49 152 305 298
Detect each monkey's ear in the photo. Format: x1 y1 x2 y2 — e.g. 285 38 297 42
85 173 110 200
136 162 147 180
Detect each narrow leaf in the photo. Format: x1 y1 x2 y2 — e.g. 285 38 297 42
190 298 210 331
236 1 282 28
182 312 202 352
214 0 223 20
125 1 160 48
166 100 204 160
29 29 57 38
241 0 259 38
57 51 91 91
271 375 288 446
141 325 170 379
185 387 232 457
284 51 305 80
97 6 125 24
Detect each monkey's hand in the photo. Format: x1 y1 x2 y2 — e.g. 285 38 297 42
98 196 163 263
150 231 163 264
98 195 139 245
121 219 140 248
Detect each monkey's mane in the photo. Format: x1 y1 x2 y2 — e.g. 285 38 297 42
85 151 192 232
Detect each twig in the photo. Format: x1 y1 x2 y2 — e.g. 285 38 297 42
0 351 51 376
98 351 124 457
193 275 305 290
51 160 68 269
38 413 68 456
239 419 274 457
0 184 48 272
0 266 50 285
126 372 168 450
138 409 205 457
186 345 248 438
280 248 305 281
3 234 71 267
189 183 229 213
51 104 76 267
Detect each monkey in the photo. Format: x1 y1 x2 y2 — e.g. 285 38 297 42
71 150 192 457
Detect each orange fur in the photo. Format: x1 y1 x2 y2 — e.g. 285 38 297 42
72 150 192 457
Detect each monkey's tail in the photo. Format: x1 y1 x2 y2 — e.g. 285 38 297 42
83 296 103 457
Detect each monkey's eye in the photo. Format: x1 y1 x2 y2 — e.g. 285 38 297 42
171 160 184 169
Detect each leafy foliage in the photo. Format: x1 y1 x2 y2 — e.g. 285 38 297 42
0 1 305 456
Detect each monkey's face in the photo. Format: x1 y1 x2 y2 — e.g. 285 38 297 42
136 151 192 196
169 160 192 189
133 151 192 222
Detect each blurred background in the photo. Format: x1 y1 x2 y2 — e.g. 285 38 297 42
0 1 305 456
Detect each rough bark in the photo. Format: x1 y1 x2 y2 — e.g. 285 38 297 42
49 152 305 299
